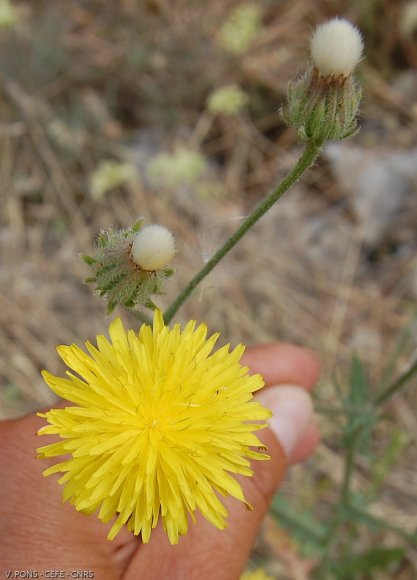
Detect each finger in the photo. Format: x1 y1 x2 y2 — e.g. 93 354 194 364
255 385 316 462
242 343 320 390
0 413 133 577
125 385 313 580
289 420 320 464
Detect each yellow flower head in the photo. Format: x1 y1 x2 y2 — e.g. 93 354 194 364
37 311 271 544
241 569 274 580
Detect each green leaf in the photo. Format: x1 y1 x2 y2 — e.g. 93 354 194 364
341 501 417 542
338 501 383 533
329 547 405 578
342 355 375 452
348 355 369 407
367 428 409 499
271 495 327 553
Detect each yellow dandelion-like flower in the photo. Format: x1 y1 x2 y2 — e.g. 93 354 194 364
37 311 271 544
241 568 274 580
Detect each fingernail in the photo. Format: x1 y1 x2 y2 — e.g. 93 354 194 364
256 385 313 459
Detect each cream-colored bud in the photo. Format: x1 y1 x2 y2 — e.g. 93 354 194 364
310 18 363 78
131 225 175 270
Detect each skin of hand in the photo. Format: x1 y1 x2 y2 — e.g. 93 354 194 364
0 342 320 580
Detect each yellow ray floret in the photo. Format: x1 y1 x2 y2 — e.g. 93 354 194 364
241 569 274 580
37 310 271 544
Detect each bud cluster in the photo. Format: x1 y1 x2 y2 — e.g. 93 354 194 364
282 18 363 144
82 220 175 314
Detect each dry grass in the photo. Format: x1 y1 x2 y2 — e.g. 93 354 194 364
1 0 417 577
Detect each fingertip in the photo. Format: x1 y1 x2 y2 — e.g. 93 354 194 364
256 385 313 459
242 343 320 390
288 420 320 464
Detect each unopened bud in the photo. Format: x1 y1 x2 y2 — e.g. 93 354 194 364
131 225 175 271
281 18 363 144
81 220 174 314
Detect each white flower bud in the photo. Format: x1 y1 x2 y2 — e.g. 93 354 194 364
131 225 175 270
310 18 363 78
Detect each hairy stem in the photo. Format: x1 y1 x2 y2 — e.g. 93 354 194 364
164 141 323 323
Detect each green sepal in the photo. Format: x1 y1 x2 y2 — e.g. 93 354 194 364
98 233 108 247
132 218 145 233
80 253 96 266
106 301 117 315
81 219 173 315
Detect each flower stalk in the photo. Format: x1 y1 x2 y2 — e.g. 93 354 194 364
164 140 323 323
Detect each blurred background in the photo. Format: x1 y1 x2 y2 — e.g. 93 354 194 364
1 0 417 577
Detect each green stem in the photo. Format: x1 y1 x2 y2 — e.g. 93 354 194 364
341 443 356 504
340 426 362 504
164 141 323 323
374 356 417 407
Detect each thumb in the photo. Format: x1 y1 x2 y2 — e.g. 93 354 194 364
125 385 314 580
225 384 315 537
256 384 316 466
219 385 314 573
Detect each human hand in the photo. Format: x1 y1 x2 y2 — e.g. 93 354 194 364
0 342 319 580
